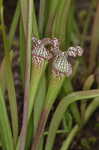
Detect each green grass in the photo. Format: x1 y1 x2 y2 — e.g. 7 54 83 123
0 0 99 150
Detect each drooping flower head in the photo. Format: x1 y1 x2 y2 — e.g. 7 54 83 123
52 52 72 77
50 38 60 55
32 37 83 77
66 46 83 57
51 42 83 77
32 37 53 65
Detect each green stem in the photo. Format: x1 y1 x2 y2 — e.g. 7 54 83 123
45 90 99 150
63 78 81 125
81 75 94 122
39 0 46 36
60 125 79 150
8 1 20 49
84 97 99 123
33 75 46 134
0 6 9 54
28 62 47 121
1 5 18 145
31 75 65 150
5 57 19 145
0 51 13 93
32 1 39 38
20 0 28 36
19 20 25 83
0 87 14 150
18 0 33 149
88 2 99 73
59 97 99 150
70 103 81 125
44 129 69 136
44 0 60 36
54 0 72 48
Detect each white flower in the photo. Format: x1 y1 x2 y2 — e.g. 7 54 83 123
32 37 52 65
52 52 72 77
52 44 83 77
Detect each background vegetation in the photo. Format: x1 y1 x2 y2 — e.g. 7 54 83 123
0 0 99 150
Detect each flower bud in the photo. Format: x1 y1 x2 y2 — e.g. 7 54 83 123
52 52 72 77
50 38 60 56
32 37 52 66
67 46 83 57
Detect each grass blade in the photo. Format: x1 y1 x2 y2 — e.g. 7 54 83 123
45 0 60 35
88 2 99 73
19 0 33 149
45 90 99 150
20 0 28 36
80 75 95 121
0 87 14 150
0 4 18 145
63 78 81 125
60 96 99 150
8 1 20 49
39 0 46 36
51 0 72 48
19 21 25 83
5 56 19 145
84 97 99 123
60 125 79 150
0 51 14 92
32 1 39 38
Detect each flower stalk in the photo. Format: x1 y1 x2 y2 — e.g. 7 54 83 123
28 37 53 121
31 41 83 150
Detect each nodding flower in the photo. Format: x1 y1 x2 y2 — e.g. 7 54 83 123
51 44 83 77
31 37 62 66
32 37 83 77
66 46 83 57
32 37 53 65
52 52 72 77
50 38 60 55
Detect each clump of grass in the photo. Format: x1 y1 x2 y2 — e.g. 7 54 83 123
0 1 99 150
